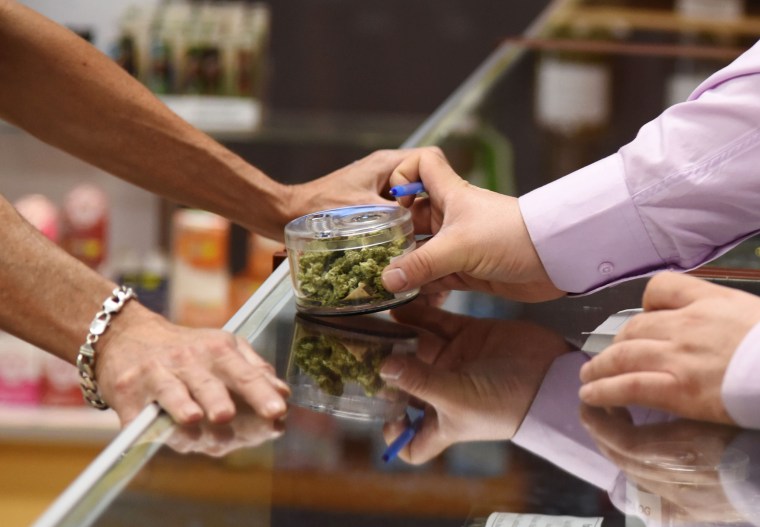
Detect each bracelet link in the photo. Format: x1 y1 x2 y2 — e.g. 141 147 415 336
77 286 136 410
89 313 111 336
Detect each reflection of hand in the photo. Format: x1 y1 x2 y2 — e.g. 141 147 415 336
379 300 570 464
380 148 564 302
580 405 745 524
166 408 284 458
580 272 760 425
98 306 291 426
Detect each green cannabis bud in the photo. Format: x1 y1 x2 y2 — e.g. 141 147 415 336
296 238 406 308
293 335 390 396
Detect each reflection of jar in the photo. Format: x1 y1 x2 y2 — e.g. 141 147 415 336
631 438 749 484
286 313 417 421
625 439 749 526
284 205 418 315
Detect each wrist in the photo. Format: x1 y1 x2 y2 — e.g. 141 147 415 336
94 299 163 356
78 286 140 409
235 171 293 241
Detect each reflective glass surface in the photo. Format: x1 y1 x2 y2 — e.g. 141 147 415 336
37 268 760 527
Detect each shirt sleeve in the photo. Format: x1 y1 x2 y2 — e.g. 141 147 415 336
723 324 760 429
519 40 760 294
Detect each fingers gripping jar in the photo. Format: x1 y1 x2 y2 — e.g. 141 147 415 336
285 205 419 315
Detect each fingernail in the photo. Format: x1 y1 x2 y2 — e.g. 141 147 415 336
264 399 287 416
266 373 292 395
380 357 405 381
382 268 408 292
578 384 592 401
182 405 203 423
210 406 235 423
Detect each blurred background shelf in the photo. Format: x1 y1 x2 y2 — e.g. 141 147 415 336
0 405 119 444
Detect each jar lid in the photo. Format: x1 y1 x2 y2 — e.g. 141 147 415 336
285 204 411 243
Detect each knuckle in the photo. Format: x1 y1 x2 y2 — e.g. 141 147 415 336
197 375 220 391
154 380 181 400
109 358 158 395
623 376 646 397
618 317 642 339
407 249 436 281
396 368 430 396
233 365 270 387
608 348 627 370
370 149 392 163
165 345 193 364
427 146 446 160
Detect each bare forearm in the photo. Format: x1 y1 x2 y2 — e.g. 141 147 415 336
0 1 291 240
0 195 120 361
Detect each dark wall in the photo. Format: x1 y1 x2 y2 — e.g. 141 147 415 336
226 1 552 186
265 1 551 114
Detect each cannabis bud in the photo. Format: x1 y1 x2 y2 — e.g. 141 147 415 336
285 205 419 315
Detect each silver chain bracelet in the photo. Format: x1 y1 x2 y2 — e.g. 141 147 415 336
77 286 136 410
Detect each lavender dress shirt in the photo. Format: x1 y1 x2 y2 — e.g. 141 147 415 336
519 41 760 429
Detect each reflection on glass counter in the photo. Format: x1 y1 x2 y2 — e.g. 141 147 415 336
32 265 760 527
286 313 417 422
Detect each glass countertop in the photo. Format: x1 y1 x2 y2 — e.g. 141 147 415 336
34 263 760 527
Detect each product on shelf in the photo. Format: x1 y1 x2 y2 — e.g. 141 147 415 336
112 1 271 99
140 249 170 316
114 248 170 317
61 183 110 271
13 193 60 242
674 0 745 20
40 355 84 407
229 233 282 314
0 332 42 406
170 208 230 328
534 24 614 181
665 0 744 107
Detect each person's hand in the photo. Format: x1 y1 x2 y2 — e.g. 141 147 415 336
286 149 429 221
579 272 760 425
97 304 291 427
580 405 745 524
380 148 564 302
379 300 570 464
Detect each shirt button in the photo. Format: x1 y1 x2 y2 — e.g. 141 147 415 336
598 262 614 275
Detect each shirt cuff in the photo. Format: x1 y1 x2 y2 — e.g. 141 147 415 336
519 154 665 294
722 323 760 429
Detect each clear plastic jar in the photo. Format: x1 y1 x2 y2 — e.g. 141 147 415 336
284 204 419 315
286 313 417 421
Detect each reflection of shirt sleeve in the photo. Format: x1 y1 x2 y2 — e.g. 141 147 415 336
519 41 760 295
512 352 620 490
513 352 676 491
723 324 760 429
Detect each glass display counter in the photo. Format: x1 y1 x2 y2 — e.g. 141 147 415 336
33 1 760 526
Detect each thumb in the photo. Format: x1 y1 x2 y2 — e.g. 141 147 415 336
380 355 459 409
382 235 464 293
